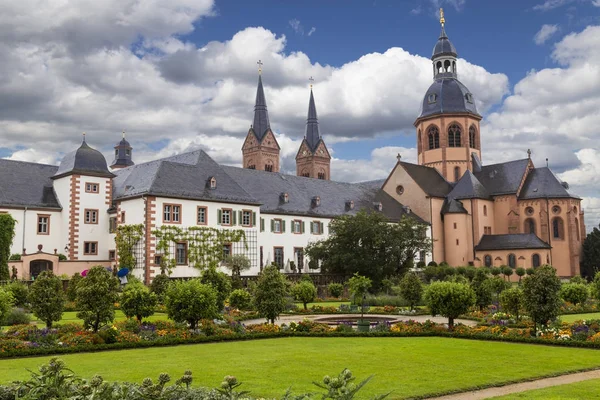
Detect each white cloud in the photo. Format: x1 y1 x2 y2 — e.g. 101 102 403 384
332 147 417 183
289 19 303 35
7 148 59 165
533 0 575 11
593 0 600 6
308 27 316 36
534 24 559 45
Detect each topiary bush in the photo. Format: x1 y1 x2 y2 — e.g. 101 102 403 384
8 254 21 261
76 266 119 333
398 272 422 311
560 283 588 305
66 273 82 302
228 289 252 311
165 279 218 329
292 280 317 310
200 267 232 311
0 288 13 326
4 281 28 308
328 283 344 298
425 281 475 330
121 281 157 322
28 271 65 328
150 273 171 304
254 265 288 324
500 287 524 321
523 265 561 334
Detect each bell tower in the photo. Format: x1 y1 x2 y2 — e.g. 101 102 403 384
110 131 134 170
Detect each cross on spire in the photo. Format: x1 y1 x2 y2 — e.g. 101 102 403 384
82 132 86 142
527 149 531 159
309 76 314 89
122 130 125 139
439 8 445 27
257 60 263 75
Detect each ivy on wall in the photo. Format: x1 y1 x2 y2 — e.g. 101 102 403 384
0 214 16 281
114 224 144 269
153 226 247 274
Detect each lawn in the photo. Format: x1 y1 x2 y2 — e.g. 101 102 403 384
30 310 170 327
491 378 600 399
2 337 600 399
560 312 600 323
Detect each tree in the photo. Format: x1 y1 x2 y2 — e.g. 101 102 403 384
222 255 251 279
66 273 82 302
425 282 475 330
292 281 317 310
500 287 524 321
398 272 423 311
200 267 232 310
570 275 587 284
502 266 514 281
328 283 344 298
526 268 535 276
228 289 252 310
522 265 562 334
165 279 218 329
0 214 16 281
488 276 510 308
560 283 588 305
5 281 28 307
470 269 493 311
592 274 600 301
121 282 157 322
515 267 526 284
28 271 65 328
0 287 13 324
348 273 372 320
490 267 502 277
76 266 119 333
305 211 431 289
253 265 288 324
150 273 171 303
581 224 600 278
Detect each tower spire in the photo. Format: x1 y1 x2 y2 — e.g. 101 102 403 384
252 65 270 141
305 80 320 151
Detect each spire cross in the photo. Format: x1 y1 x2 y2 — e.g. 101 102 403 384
527 149 531 159
309 76 314 89
439 8 445 27
122 130 125 139
257 60 263 75
82 132 86 142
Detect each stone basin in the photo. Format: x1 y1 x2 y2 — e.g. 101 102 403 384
314 315 402 326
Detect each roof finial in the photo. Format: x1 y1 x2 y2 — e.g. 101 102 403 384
439 8 445 27
546 158 549 167
397 153 402 162
527 149 531 159
309 76 314 89
122 130 126 139
82 132 86 143
257 59 263 75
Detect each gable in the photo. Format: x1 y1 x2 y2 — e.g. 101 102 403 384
259 130 281 150
242 130 259 150
314 141 331 159
381 163 431 222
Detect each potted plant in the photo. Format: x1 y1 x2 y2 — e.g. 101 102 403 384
348 273 372 332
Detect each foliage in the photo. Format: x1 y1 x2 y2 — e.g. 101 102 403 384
591 274 600 302
560 283 588 305
228 289 252 311
4 281 28 307
222 255 251 279
28 271 66 328
470 268 492 311
291 281 317 310
165 279 218 329
150 273 171 303
348 273 372 301
490 267 501 276
305 211 431 289
398 272 423 311
425 282 475 330
522 265 562 334
201 267 232 310
312 368 389 400
515 267 526 283
500 287 524 321
502 266 513 280
8 254 21 261
115 224 144 269
581 224 600 278
121 282 157 322
488 276 510 302
2 308 31 326
526 268 535 276
58 254 67 261
0 288 14 324
253 265 288 324
0 214 16 281
76 266 119 333
66 273 82 302
328 283 344 299
570 275 587 284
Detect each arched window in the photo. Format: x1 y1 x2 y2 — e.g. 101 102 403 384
575 218 580 241
436 61 442 74
247 159 256 169
532 254 541 268
444 60 451 72
552 217 564 239
265 160 274 172
448 124 462 147
524 218 536 235
417 129 422 153
452 61 456 73
508 253 516 268
484 255 492 267
454 166 461 182
428 126 440 150
318 169 326 180
483 205 487 216
301 170 310 178
469 125 476 148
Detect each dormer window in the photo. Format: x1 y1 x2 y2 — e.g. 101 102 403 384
209 177 217 189
280 192 289 203
312 196 321 208
465 93 473 104
374 202 383 212
345 200 355 210
428 93 437 104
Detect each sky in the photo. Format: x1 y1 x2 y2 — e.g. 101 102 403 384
1 0 600 227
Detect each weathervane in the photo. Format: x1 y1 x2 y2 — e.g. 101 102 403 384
309 76 314 89
257 60 263 75
440 8 445 27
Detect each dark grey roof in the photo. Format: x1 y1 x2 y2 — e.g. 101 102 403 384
418 78 479 119
474 159 530 196
441 198 467 214
519 167 579 200
447 170 491 200
399 162 453 198
112 150 257 204
0 159 61 209
111 137 134 168
475 234 551 251
432 26 457 58
305 89 321 152
250 75 271 142
53 140 114 179
472 153 483 173
356 179 385 190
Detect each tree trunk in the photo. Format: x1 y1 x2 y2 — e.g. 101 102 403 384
448 317 454 331
303 302 307 310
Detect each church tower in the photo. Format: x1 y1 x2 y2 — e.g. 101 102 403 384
414 9 482 183
110 132 134 170
295 83 331 179
242 63 281 172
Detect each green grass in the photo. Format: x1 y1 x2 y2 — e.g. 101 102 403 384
30 310 170 327
560 312 600 323
2 337 600 398
491 378 600 399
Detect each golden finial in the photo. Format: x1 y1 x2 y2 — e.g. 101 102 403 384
439 8 445 27
309 76 314 89
122 130 125 139
257 59 263 75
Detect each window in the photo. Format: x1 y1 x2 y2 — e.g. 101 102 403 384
120 211 126 223
552 205 561 215
154 255 162 266
448 124 462 147
456 239 459 246
576 218 580 241
419 250 426 262
222 243 232 259
210 177 217 189
37 214 50 235
84 209 99 224
292 220 302 234
220 209 232 225
115 149 119 157
163 204 181 223
525 207 534 216
469 125 476 148
265 161 274 172
84 242 98 255
465 93 474 103
454 166 461 181
552 217 564 239
484 254 492 267
532 254 541 268
417 129 422 153
318 172 326 180
197 206 207 225
272 218 283 233
453 223 457 229
175 242 187 265
294 247 304 270
274 247 284 269
126 149 131 156
396 185 404 195
508 253 516 268
483 205 487 216
428 126 440 150
484 226 492 235
108 250 116 261
109 217 117 233
241 210 252 227
301 170 310 177
427 93 437 103
311 221 323 235
524 218 536 235
85 182 99 193
260 246 264 268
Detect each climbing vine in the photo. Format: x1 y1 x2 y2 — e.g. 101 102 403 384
0 214 16 281
152 226 247 275
114 224 144 269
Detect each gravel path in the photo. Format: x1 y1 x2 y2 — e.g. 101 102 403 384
242 314 478 327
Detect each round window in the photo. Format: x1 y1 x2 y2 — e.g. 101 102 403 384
525 207 534 216
552 206 561 214
396 185 404 195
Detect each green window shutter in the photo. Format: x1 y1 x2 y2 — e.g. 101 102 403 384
320 222 324 234
260 218 264 232
282 220 286 233
271 219 274 232
238 211 242 224
232 211 237 225
301 221 305 233
253 212 257 226
217 209 222 225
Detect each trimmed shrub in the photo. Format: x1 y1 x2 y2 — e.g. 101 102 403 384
570 275 587 284
4 282 28 308
0 288 14 325
560 283 588 305
228 289 252 311
292 281 317 310
28 271 65 328
427 261 438 267
8 254 21 261
76 266 119 333
500 287 524 321
398 272 422 311
2 308 31 326
425 281 475 330
254 265 288 324
150 273 170 303
165 279 218 329
523 265 561 333
200 267 232 310
328 283 344 298
471 269 492 311
66 273 82 302
121 282 157 322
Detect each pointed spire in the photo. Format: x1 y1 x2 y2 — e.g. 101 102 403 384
305 86 320 152
82 132 86 143
252 74 271 141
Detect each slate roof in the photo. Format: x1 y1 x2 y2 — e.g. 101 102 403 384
53 140 114 179
447 170 491 200
112 150 258 204
432 26 457 58
250 75 271 142
305 89 321 152
418 78 479 119
399 162 453 198
473 159 530 196
475 234 551 251
0 159 61 209
519 167 579 200
441 198 467 214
